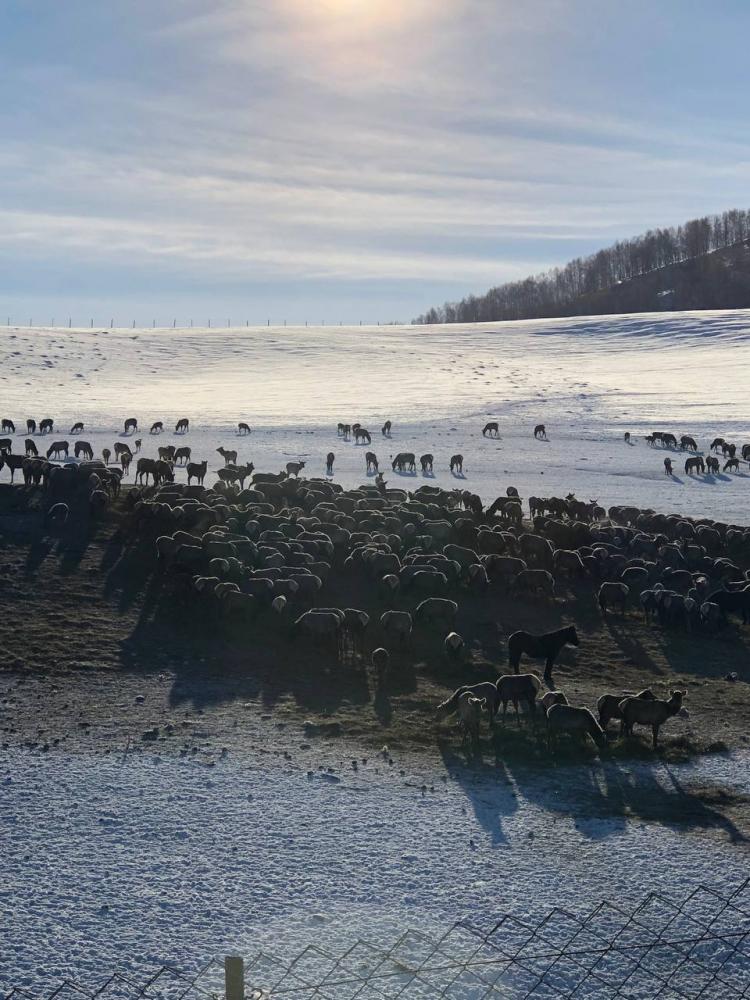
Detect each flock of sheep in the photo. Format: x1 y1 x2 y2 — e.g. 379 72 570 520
2 412 748 754
636 429 750 476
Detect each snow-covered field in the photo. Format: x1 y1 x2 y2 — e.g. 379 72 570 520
3 309 750 994
1 744 748 993
2 308 750 523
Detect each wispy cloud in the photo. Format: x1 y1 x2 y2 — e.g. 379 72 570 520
0 0 748 319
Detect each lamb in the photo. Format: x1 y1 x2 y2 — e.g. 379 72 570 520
598 581 629 614
619 690 687 747
437 682 500 725
547 705 607 750
456 692 486 746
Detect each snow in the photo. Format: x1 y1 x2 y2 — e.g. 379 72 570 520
3 308 750 992
1 744 748 992
2 309 750 522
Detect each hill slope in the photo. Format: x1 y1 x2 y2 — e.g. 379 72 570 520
415 208 750 324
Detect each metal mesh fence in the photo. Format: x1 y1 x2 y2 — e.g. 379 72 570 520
6 878 750 1000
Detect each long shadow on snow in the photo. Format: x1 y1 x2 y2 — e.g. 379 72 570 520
504 750 747 843
438 738 517 846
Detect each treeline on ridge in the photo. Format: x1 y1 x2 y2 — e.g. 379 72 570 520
414 208 750 324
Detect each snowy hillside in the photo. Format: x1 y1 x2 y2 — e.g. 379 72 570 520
1 309 750 523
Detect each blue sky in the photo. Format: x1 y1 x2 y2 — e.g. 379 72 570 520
1 0 750 325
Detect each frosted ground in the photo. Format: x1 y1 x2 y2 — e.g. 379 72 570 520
2 745 749 993
2 309 750 993
1 308 750 523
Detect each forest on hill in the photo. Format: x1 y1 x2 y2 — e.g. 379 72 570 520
414 208 750 324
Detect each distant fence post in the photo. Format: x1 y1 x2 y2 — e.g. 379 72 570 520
224 956 244 1000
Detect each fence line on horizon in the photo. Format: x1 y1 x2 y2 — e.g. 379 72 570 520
5 878 750 999
3 318 409 330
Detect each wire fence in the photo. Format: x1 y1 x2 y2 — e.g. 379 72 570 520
6 878 750 1000
3 320 407 330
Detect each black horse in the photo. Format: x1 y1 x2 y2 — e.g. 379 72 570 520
507 625 579 684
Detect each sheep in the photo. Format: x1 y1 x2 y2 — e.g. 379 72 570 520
187 461 208 486
444 631 465 660
456 692 486 745
371 647 389 683
294 609 343 640
413 597 458 628
496 673 541 722
699 601 722 633
619 689 688 747
597 688 655 730
221 591 257 618
44 502 69 530
540 691 568 713
379 573 400 597
380 610 412 642
547 705 607 750
512 568 555 599
598 581 629 614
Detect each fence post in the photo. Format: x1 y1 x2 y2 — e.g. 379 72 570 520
224 956 244 1000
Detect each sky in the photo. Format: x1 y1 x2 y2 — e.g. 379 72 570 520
1 0 750 326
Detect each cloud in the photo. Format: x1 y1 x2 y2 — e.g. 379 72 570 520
0 0 749 317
